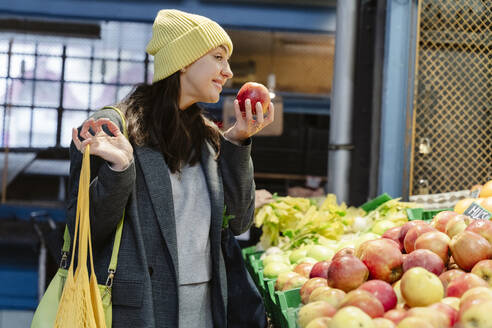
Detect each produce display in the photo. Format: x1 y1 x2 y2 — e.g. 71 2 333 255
247 179 492 328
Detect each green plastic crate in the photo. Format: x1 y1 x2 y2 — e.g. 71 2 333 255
361 193 392 212
406 208 453 221
241 245 258 261
279 307 299 328
276 288 302 313
262 278 277 320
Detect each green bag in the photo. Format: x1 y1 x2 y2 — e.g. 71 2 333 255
31 106 128 328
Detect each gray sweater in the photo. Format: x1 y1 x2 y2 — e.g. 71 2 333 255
169 164 213 328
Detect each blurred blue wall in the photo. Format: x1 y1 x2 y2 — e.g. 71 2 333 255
0 0 336 33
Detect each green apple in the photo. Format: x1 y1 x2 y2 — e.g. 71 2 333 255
290 248 309 263
371 220 397 235
263 262 291 278
262 254 289 267
307 245 334 261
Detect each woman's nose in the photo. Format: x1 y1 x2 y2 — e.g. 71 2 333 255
222 62 233 79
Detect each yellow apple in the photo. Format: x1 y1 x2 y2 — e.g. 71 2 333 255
305 317 331 328
440 297 460 311
330 306 375 328
396 317 433 328
400 267 444 307
460 300 492 328
297 301 336 328
373 318 396 328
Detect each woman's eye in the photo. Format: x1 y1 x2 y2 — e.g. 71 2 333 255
215 55 223 60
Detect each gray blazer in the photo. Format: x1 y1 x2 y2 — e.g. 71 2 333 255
67 108 255 327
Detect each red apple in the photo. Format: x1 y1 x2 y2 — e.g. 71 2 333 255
294 262 315 278
466 219 492 245
308 286 346 307
402 249 445 275
429 302 458 327
358 239 403 283
339 289 385 318
432 211 458 233
281 275 308 291
459 286 492 312
309 261 331 279
358 279 397 312
471 259 492 286
332 247 355 261
300 277 328 304
403 224 436 254
382 226 404 251
445 273 489 298
383 309 407 325
449 231 492 271
275 271 302 290
439 269 465 290
327 255 368 292
236 82 270 116
414 231 451 264
398 220 425 246
406 307 449 328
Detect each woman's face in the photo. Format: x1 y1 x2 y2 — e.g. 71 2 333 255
179 45 233 109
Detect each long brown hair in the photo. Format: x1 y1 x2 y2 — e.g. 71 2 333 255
117 71 221 173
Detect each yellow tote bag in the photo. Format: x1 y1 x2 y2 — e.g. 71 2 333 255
54 145 106 328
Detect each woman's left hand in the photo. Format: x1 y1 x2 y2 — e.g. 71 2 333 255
223 99 275 144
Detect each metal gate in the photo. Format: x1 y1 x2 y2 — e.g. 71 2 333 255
409 0 491 195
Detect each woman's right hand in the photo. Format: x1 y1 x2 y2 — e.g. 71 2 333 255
72 118 134 171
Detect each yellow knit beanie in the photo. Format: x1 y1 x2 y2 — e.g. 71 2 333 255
146 9 233 83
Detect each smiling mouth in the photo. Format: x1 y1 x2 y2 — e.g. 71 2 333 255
213 81 223 91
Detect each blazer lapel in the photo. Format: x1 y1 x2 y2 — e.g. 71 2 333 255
134 146 179 277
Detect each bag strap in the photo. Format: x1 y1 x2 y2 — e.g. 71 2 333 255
62 106 129 282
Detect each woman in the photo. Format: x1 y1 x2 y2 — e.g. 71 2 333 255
68 9 274 328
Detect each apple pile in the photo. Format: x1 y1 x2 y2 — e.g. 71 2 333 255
290 211 492 327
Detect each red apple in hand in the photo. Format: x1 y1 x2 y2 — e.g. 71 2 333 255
236 82 270 115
